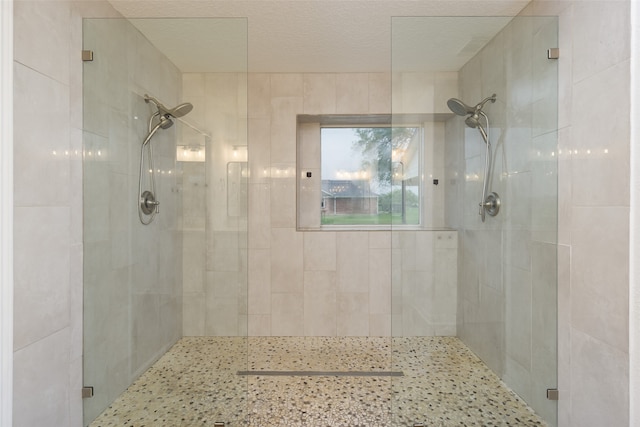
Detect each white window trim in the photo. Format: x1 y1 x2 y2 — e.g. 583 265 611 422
297 114 428 231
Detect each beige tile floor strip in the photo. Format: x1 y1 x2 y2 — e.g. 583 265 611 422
90 337 548 427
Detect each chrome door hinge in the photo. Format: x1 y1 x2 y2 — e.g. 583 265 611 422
82 50 94 62
547 48 559 59
547 388 559 400
82 386 94 399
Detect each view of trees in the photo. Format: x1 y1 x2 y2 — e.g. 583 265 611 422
321 126 420 225
351 127 419 215
351 127 417 189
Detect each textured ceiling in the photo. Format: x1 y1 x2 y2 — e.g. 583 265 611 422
110 0 529 73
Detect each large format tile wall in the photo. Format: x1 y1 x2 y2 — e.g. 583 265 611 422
240 72 458 337
12 2 115 425
445 15 558 423
528 1 632 426
12 1 185 426
81 18 183 424
181 72 248 337
9 1 636 427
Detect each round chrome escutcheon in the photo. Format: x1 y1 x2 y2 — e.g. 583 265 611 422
484 192 500 217
140 190 157 215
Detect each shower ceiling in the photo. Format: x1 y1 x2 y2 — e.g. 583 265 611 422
109 0 528 73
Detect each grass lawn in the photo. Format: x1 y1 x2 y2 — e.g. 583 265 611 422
321 208 420 225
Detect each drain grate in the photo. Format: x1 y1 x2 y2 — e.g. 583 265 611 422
237 370 403 377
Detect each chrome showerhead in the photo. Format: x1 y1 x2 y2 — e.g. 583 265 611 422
447 94 497 132
169 102 193 118
447 94 496 117
447 98 475 116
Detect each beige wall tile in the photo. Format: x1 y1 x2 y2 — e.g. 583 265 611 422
399 72 435 114
271 228 303 293
571 1 630 84
337 232 369 293
304 271 337 336
272 293 304 336
570 329 629 427
571 60 630 207
248 249 272 315
304 232 337 271
14 329 71 427
205 296 240 336
271 73 303 98
571 206 629 353
248 73 271 118
13 63 70 207
183 293 206 336
271 97 302 163
13 207 70 350
369 314 392 336
337 292 369 336
434 72 459 114
182 73 205 98
336 73 369 114
369 248 391 314
183 231 206 293
368 72 391 113
270 172 296 227
14 0 70 84
368 231 391 249
248 183 271 248
248 314 272 336
248 118 271 184
303 74 336 114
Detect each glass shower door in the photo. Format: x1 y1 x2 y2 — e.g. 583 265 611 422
83 18 186 423
390 15 558 426
82 17 248 426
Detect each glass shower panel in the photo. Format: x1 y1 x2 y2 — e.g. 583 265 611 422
83 18 248 426
391 16 558 426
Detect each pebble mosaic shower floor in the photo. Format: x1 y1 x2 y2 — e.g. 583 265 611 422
89 337 547 427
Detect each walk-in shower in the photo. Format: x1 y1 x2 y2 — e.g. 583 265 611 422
447 94 500 222
83 14 557 427
138 95 193 224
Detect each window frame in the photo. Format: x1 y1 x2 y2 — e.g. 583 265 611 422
297 114 427 231
319 124 423 228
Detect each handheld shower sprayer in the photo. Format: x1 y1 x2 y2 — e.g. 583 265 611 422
447 94 500 222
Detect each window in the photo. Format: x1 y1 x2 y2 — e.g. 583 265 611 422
320 125 422 226
297 115 430 230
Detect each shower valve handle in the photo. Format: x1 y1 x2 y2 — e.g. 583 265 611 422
148 199 160 213
481 192 500 218
140 191 160 215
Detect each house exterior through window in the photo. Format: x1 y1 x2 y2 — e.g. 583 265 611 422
320 126 422 226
